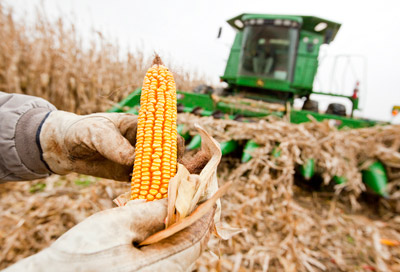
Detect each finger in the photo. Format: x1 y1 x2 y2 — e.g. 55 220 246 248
177 134 185 161
51 199 167 253
180 149 211 174
125 199 168 244
71 158 133 181
90 123 136 166
115 114 138 147
82 207 213 272
136 207 214 270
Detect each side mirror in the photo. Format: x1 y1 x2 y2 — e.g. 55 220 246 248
324 28 333 44
217 27 222 39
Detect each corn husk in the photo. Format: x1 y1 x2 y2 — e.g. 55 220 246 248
0 3 208 115
114 125 236 245
140 181 231 246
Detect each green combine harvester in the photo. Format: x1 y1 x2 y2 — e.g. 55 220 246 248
110 14 388 196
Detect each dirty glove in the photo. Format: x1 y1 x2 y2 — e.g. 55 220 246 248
4 199 214 272
39 111 138 181
39 111 184 181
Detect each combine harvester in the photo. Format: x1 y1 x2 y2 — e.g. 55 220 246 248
110 14 389 196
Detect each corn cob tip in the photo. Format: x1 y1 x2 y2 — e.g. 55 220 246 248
153 54 164 66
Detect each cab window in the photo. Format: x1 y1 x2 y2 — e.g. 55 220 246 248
239 23 298 81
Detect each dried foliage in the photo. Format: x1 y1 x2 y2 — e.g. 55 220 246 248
1 115 400 271
177 114 400 271
178 114 400 200
0 174 130 268
0 3 206 114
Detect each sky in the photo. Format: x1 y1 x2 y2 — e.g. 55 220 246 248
3 0 400 121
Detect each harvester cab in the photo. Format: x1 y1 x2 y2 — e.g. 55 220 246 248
221 14 341 106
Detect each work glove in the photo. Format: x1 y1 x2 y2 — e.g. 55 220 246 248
39 111 185 181
4 198 214 272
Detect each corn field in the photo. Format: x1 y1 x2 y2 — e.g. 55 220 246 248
0 3 206 114
1 2 400 271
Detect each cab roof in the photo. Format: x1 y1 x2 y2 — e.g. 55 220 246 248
227 13 341 43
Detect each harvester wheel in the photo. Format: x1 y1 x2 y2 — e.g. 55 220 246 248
191 106 203 115
193 84 214 94
302 99 319 112
326 103 346 116
212 110 224 119
177 103 185 113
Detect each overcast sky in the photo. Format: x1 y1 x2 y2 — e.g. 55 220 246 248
4 0 400 121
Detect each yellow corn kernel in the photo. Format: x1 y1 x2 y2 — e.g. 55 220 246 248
155 193 162 199
131 55 177 201
147 194 155 201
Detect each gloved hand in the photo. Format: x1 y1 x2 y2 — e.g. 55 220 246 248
39 111 184 181
4 199 214 272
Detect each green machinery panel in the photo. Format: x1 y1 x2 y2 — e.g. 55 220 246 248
223 33 243 81
292 31 322 89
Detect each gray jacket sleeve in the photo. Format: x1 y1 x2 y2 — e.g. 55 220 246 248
0 92 57 182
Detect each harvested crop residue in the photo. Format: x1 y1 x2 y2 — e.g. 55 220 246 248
2 115 400 271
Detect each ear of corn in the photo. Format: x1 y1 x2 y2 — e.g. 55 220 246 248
131 56 178 201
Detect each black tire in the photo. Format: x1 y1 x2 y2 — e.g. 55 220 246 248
191 106 203 115
326 103 346 116
177 103 185 113
193 84 214 95
302 99 319 112
211 110 224 119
